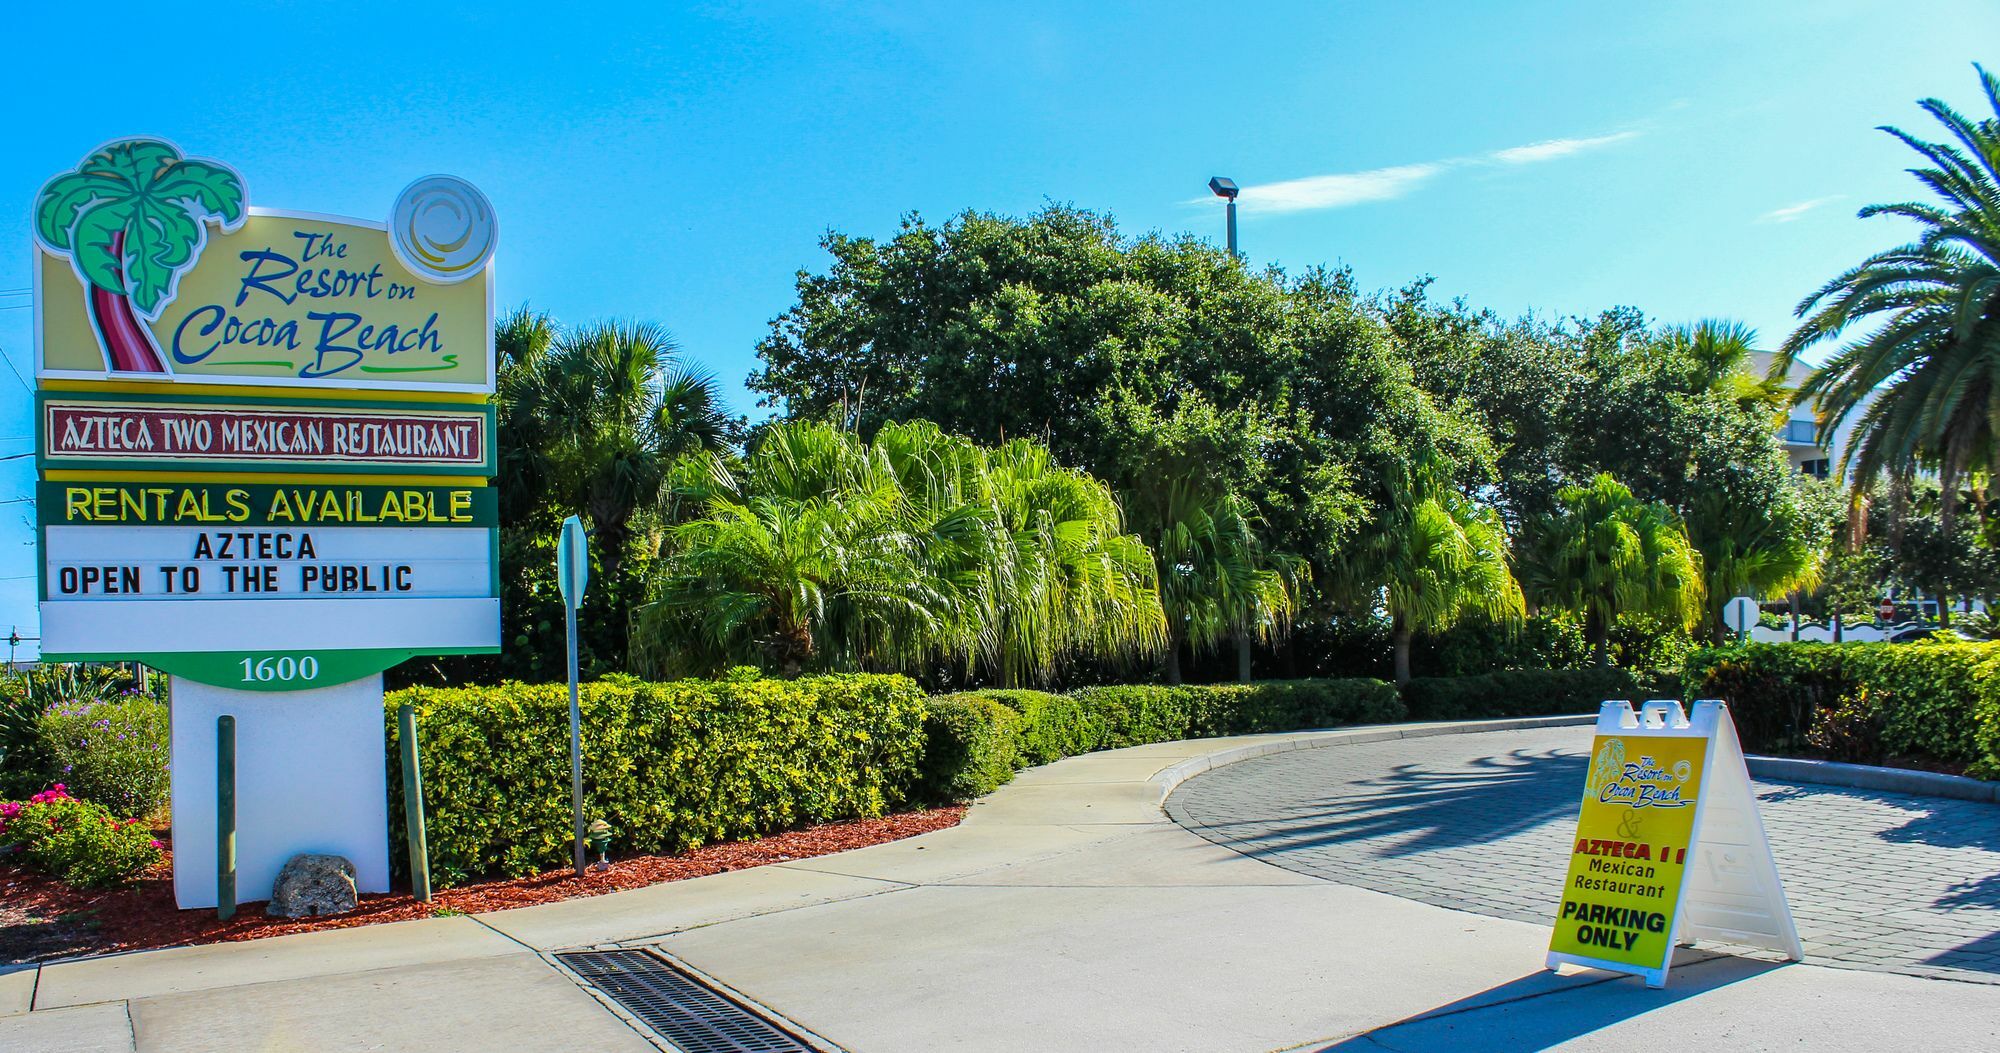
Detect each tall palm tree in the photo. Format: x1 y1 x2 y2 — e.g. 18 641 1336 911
1151 483 1299 685
1526 474 1705 666
1684 487 1824 643
1777 66 2000 519
34 139 245 373
1377 491 1524 688
976 439 1164 687
503 320 731 567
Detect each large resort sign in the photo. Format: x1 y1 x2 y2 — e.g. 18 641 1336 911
34 140 494 391
32 137 501 690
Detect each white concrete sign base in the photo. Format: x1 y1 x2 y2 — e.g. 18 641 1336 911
169 674 390 909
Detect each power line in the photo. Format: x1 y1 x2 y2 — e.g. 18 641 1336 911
0 346 31 394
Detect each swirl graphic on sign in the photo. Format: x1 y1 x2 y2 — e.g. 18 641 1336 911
389 176 496 284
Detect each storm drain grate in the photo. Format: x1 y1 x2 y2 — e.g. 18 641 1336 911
558 949 819 1053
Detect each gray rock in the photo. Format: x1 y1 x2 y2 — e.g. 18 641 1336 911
266 853 358 917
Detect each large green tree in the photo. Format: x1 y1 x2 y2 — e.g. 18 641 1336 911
752 208 1474 677
1778 66 2000 515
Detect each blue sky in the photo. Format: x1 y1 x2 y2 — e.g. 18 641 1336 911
1 0 1993 653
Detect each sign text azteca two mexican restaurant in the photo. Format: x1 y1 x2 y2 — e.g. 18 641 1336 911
31 138 501 689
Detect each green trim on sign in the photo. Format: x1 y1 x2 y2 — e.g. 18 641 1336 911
33 390 497 477
40 647 499 692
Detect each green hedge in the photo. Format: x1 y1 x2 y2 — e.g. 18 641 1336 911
1681 642 2000 774
922 678 1402 802
1401 667 1651 722
387 673 928 885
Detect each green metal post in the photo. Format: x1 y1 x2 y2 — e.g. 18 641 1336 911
216 715 236 921
397 704 432 902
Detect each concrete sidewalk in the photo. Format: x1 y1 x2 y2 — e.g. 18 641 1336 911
3 716 1994 1052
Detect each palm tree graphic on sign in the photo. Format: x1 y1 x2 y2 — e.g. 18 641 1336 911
34 139 246 374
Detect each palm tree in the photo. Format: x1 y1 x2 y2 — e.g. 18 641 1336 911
502 320 731 567
634 420 1163 683
976 439 1164 687
1151 483 1299 685
1684 487 1825 643
1526 474 1705 666
1377 490 1524 688
1777 66 2000 519
1676 319 1789 416
34 139 245 373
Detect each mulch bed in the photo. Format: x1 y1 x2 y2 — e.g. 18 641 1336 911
1 806 964 966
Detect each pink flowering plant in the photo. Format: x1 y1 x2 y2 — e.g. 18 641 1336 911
0 783 162 888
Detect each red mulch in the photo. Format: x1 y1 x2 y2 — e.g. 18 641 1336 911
1 806 963 964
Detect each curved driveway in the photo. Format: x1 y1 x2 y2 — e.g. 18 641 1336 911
1167 725 2000 983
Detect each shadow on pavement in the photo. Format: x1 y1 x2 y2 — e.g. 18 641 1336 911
1194 749 1585 860
1922 929 2000 975
1311 952 1787 1052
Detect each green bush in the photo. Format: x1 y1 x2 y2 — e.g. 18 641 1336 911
939 690 1091 766
1683 642 1999 773
1 666 149 799
1 786 162 888
1974 656 2000 779
388 673 929 886
921 678 1398 800
0 684 47 800
918 694 1022 801
37 693 171 818
1186 678 1405 734
1401 667 1647 722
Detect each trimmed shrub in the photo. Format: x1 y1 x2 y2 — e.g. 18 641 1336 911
37 693 171 818
941 690 1092 766
918 694 1022 801
387 673 929 885
1401 667 1647 722
1 785 162 888
1186 678 1404 734
1682 642 1999 773
923 678 1399 798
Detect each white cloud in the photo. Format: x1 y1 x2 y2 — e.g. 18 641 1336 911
1203 129 1640 216
1486 131 1639 165
1234 163 1446 214
1760 196 1843 223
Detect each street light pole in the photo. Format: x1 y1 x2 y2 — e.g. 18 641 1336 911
1208 176 1240 258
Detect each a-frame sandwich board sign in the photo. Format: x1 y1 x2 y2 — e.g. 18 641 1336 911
1546 699 1803 988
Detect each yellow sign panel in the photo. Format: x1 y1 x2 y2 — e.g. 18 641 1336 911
33 139 495 394
1547 731 1706 973
38 213 492 392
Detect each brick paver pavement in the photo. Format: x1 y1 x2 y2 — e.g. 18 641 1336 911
1166 726 2000 983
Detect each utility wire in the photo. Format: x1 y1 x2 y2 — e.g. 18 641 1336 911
0 345 31 393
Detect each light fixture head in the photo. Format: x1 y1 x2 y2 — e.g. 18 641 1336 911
1208 176 1239 200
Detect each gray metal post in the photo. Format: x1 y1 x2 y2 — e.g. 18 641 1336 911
217 715 237 920
1225 199 1238 257
568 602 585 877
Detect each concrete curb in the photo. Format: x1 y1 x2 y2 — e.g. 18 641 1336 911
1745 755 2000 804
1149 714 1597 802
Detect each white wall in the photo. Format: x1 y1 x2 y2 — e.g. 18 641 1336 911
169 675 390 909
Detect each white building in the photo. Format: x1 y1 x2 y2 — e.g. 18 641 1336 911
1751 350 1871 481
